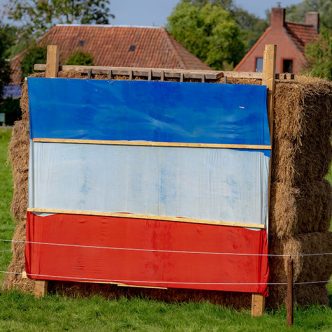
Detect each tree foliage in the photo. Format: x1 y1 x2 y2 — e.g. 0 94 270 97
167 1 245 69
286 0 332 30
0 25 12 99
304 29 332 79
285 0 332 79
7 0 114 37
231 7 267 51
167 0 267 69
0 98 21 125
21 46 47 78
65 51 94 65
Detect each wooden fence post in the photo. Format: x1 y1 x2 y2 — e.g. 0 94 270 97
286 257 294 326
251 44 276 317
33 44 59 298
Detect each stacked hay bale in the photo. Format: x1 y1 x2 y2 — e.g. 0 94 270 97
269 77 332 307
3 83 34 292
3 72 332 308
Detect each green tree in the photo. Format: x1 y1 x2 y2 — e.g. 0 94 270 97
21 46 47 78
66 51 94 65
231 7 268 51
304 29 332 79
5 26 38 58
286 0 332 30
7 0 114 38
0 25 12 99
167 1 245 69
0 98 20 125
181 1 268 50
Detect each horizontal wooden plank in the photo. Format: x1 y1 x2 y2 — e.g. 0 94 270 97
66 279 167 289
116 283 167 290
33 138 272 150
34 64 222 80
27 208 265 229
33 64 295 81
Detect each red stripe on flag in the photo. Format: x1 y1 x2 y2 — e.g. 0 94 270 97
25 212 269 295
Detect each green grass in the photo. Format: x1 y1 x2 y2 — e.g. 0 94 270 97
0 291 331 332
325 166 332 184
0 127 331 331
0 128 15 283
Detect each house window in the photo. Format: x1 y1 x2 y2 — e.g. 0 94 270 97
255 57 263 72
283 59 293 73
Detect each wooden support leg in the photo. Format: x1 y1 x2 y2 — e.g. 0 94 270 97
251 294 265 317
34 281 48 298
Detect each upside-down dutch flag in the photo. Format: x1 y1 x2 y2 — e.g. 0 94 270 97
26 78 270 295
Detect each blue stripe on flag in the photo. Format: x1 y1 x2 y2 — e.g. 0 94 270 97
28 78 270 145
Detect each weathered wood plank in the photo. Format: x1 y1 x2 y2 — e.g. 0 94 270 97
45 45 59 78
32 138 272 150
27 208 265 229
251 294 265 317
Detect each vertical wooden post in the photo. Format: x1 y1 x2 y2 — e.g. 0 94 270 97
45 45 59 78
251 44 276 317
262 44 277 139
251 294 265 317
286 257 294 326
34 280 48 298
33 45 59 298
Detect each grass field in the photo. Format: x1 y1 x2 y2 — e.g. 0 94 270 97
0 128 15 284
0 127 331 331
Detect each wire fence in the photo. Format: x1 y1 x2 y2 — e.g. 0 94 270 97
1 238 331 287
0 238 332 257
0 270 331 286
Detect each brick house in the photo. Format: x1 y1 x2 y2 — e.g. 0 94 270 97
8 25 210 97
235 7 319 74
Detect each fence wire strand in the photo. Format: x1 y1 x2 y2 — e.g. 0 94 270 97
0 270 330 286
1 239 332 257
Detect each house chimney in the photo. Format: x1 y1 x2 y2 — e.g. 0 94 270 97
305 12 320 32
271 7 286 28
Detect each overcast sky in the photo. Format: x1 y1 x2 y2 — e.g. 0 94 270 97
1 0 302 26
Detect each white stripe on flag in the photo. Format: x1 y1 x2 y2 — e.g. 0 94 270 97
29 142 269 226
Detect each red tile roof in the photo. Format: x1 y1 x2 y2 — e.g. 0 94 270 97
10 25 210 84
285 22 318 52
234 19 319 72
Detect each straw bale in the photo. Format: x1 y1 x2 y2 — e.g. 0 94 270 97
267 232 332 307
217 77 261 85
8 120 29 223
270 180 332 238
268 232 332 306
2 221 34 292
272 136 331 185
267 284 329 308
274 78 332 141
270 232 332 282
